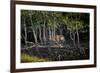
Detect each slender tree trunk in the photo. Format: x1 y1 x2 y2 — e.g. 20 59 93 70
39 25 42 44
73 32 76 47
70 31 76 47
29 13 38 44
76 25 80 48
49 26 51 40
48 26 53 59
45 26 48 43
33 29 38 44
23 17 27 49
75 14 80 48
51 27 54 41
53 26 56 41
43 21 46 44
35 28 38 43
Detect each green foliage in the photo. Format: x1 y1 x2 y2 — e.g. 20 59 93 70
21 53 49 63
21 10 29 17
21 10 88 32
21 10 89 47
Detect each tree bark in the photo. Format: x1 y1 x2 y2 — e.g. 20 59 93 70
39 25 43 44
51 26 54 41
23 17 28 49
70 31 76 47
53 26 56 41
76 25 80 48
43 21 46 44
73 32 76 47
49 26 51 40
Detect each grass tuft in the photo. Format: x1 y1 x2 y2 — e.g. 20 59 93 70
21 53 49 63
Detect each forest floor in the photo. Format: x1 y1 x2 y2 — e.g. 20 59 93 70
21 43 89 63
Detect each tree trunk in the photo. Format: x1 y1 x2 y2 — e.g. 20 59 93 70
53 26 56 41
39 25 42 44
49 26 51 40
70 31 76 47
51 27 54 41
73 32 76 47
76 25 80 48
43 21 46 44
29 13 38 44
31 26 38 44
75 14 80 48
23 17 27 49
